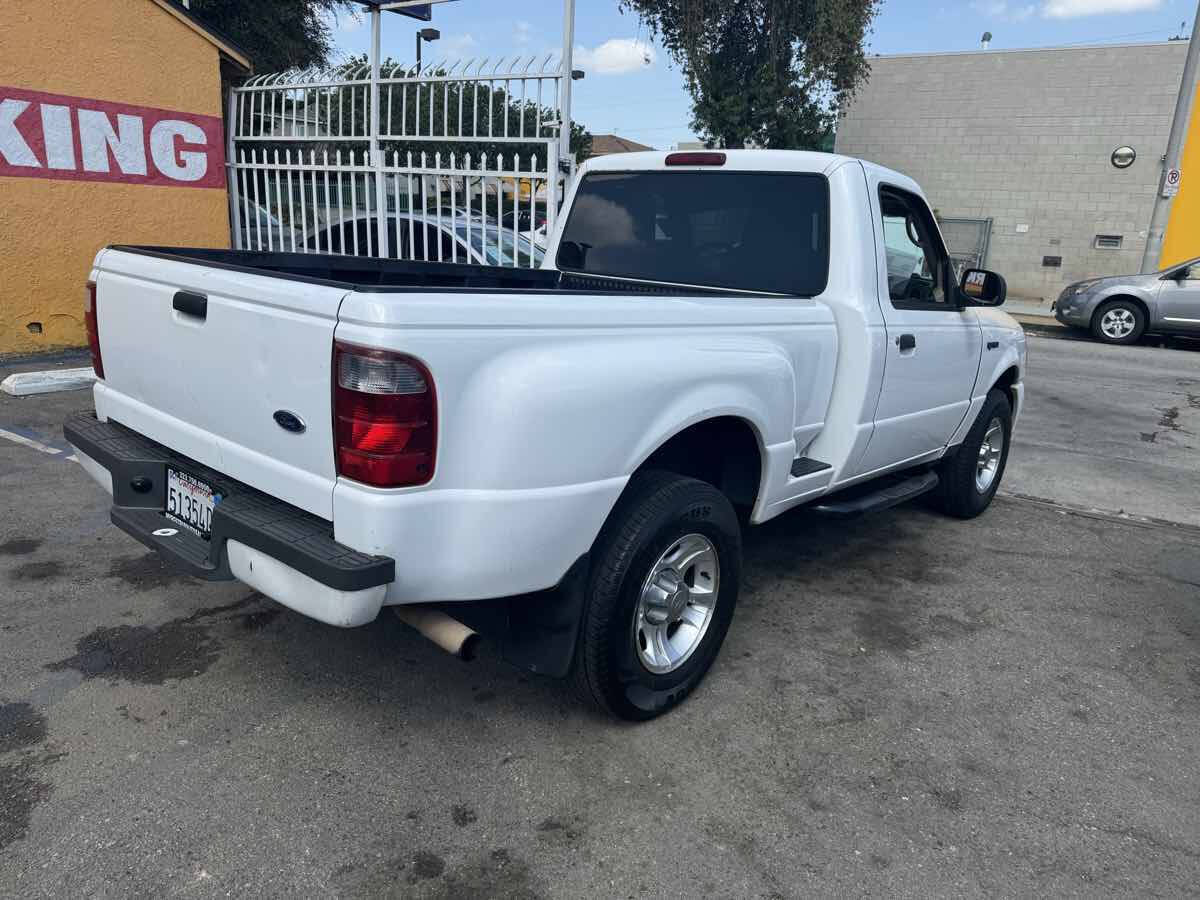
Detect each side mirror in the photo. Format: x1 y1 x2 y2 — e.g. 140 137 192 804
1175 266 1192 282
960 268 1007 307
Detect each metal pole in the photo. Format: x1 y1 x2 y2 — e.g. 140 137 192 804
371 7 390 258
1141 7 1200 273
559 0 576 168
416 33 422 69
225 85 242 250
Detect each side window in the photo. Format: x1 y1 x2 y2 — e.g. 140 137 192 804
355 220 373 257
880 188 948 307
420 225 457 262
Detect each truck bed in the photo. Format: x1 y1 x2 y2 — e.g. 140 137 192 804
107 246 744 296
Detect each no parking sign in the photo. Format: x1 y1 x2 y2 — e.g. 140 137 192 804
1163 167 1182 198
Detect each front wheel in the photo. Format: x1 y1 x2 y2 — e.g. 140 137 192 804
1092 299 1146 345
931 389 1012 519
571 471 741 721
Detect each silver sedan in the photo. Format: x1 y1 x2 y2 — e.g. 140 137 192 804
1054 257 1200 344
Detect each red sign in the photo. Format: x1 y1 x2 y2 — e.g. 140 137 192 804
0 86 226 189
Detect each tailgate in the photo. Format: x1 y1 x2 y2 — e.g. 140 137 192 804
92 249 348 519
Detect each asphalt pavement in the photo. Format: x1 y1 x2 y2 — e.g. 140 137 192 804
1 335 1199 898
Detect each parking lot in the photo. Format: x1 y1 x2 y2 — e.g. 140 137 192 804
2 334 1199 898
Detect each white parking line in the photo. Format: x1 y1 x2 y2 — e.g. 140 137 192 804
0 427 64 456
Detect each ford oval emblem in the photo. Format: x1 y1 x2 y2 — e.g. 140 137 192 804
273 410 306 434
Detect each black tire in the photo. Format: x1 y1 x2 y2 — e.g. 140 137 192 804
571 470 741 721
931 389 1012 519
1091 298 1146 345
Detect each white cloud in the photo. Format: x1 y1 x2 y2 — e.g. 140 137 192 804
971 1 1036 21
574 38 656 75
440 33 478 59
1042 0 1162 18
514 21 534 45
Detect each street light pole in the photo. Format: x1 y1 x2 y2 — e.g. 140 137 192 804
1141 3 1200 273
416 28 439 70
560 0 576 168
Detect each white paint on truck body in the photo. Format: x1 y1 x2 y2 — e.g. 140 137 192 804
87 150 1026 622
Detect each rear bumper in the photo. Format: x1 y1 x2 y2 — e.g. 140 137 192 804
64 412 395 626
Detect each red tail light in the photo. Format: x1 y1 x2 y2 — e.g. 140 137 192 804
333 342 436 488
84 280 104 379
665 152 726 167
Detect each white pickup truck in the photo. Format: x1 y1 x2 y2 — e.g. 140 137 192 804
66 150 1025 720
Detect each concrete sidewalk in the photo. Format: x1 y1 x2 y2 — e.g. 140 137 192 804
1004 295 1058 326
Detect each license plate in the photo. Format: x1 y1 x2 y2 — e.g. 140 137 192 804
165 468 216 538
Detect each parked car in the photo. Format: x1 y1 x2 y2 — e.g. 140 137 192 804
240 201 300 252
1054 257 1200 344
66 150 1025 720
501 208 547 233
305 212 544 268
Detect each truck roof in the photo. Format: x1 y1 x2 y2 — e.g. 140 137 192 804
580 149 920 195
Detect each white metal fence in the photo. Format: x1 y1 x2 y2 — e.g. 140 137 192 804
226 56 567 268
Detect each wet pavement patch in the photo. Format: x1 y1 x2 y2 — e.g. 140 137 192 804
435 849 537 898
0 702 60 852
0 702 47 754
45 593 266 685
10 560 64 581
0 538 42 556
451 804 478 826
334 847 538 897
106 552 195 590
0 757 53 851
411 851 447 880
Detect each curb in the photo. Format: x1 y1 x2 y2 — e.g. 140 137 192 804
1 368 97 397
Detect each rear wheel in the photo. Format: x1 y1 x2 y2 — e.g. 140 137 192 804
1092 299 1146 345
931 389 1012 519
571 471 741 721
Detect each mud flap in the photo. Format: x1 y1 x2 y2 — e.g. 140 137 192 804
436 554 589 679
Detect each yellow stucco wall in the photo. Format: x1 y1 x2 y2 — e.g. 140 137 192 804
1 0 231 356
1161 80 1200 270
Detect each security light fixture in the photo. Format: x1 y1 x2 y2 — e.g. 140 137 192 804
416 27 440 66
1111 146 1136 169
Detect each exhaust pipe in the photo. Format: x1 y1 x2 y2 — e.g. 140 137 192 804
392 606 480 661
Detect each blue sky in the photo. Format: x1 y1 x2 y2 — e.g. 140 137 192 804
331 0 1195 150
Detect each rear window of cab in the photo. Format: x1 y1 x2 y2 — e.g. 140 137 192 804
556 171 830 296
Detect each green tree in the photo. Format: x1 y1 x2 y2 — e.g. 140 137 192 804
187 0 354 72
619 0 880 150
312 56 591 167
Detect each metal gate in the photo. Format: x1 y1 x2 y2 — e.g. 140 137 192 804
938 217 993 277
225 55 568 268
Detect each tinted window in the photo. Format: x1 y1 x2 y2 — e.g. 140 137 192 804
556 172 829 295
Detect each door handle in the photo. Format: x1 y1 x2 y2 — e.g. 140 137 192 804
896 334 916 352
173 291 207 320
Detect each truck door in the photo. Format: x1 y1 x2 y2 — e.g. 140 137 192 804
856 184 983 475
1159 260 1200 333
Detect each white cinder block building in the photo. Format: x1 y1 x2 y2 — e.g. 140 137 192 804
835 42 1192 299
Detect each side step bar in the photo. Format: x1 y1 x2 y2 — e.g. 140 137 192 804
813 471 940 518
791 457 833 477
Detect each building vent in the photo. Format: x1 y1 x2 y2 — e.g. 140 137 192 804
1094 234 1124 250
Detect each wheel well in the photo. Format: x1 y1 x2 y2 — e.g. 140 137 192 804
994 365 1020 410
636 417 762 512
1093 294 1148 325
